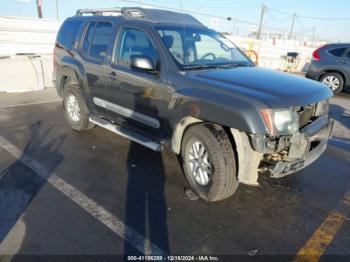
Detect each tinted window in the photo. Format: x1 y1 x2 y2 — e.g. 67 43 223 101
194 34 232 62
57 20 82 49
347 50 350 58
82 22 113 61
115 28 158 67
82 22 95 55
157 30 183 63
156 26 250 68
328 48 347 57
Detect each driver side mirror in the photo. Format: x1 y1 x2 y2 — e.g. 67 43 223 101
130 55 158 73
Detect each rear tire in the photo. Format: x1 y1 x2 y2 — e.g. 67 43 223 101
63 81 95 131
320 72 344 94
181 123 239 202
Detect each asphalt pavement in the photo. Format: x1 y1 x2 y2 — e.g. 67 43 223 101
0 87 349 261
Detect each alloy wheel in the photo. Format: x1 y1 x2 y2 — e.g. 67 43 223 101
188 141 212 186
66 94 81 122
322 75 340 91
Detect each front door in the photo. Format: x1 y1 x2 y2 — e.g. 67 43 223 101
105 27 167 139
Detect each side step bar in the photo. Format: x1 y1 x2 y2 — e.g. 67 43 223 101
89 116 161 152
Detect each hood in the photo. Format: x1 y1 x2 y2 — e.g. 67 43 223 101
187 67 332 108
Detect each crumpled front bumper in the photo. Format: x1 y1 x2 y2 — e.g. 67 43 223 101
269 116 334 178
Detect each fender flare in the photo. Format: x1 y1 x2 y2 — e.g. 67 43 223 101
171 116 203 154
57 66 81 95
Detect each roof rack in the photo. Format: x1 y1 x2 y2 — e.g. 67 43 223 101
76 8 122 16
74 7 204 26
75 7 147 18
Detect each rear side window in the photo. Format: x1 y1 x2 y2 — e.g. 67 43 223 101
57 20 82 49
82 22 113 62
328 48 347 57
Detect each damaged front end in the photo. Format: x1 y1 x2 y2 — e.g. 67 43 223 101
251 99 334 178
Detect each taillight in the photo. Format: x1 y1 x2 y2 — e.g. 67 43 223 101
312 45 326 61
312 49 320 61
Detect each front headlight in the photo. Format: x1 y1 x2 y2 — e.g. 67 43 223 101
260 108 299 136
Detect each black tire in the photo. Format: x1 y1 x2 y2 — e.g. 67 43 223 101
320 72 344 94
181 123 239 202
63 81 95 131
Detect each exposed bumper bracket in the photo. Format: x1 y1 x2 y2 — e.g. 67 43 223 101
231 129 263 186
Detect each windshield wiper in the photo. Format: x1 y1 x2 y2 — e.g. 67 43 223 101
216 63 250 68
183 64 218 70
183 63 250 71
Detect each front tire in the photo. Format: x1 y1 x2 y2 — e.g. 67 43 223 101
181 123 239 202
320 72 344 94
63 82 95 131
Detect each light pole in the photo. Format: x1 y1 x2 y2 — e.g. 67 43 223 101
288 13 296 40
55 0 59 19
257 3 266 40
36 0 42 18
232 14 239 36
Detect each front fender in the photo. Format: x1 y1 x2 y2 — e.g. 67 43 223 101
168 87 268 135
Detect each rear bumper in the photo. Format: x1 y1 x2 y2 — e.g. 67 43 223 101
305 62 322 80
268 117 334 178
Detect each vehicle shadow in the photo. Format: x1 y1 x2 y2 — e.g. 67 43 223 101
0 121 66 252
123 86 170 255
329 103 350 130
124 142 170 255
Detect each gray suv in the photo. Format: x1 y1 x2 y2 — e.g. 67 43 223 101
306 43 350 93
54 7 333 201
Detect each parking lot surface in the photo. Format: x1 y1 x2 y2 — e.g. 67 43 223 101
0 88 349 260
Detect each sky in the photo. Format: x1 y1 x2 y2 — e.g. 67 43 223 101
1 0 350 42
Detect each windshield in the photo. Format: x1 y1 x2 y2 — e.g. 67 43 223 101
156 26 253 69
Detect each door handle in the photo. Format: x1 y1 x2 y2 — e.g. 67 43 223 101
339 59 347 64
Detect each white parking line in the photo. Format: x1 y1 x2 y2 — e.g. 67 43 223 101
330 138 350 146
0 136 167 256
0 99 62 109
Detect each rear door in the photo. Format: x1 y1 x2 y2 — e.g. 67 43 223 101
341 48 350 78
79 21 114 117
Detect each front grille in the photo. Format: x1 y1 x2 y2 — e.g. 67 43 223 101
298 104 316 128
297 100 329 129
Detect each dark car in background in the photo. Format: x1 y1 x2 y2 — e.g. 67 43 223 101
306 43 350 93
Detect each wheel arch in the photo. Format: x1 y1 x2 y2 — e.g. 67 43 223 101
171 116 204 154
172 118 263 186
57 66 81 96
319 69 347 84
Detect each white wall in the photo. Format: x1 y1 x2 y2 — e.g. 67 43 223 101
0 54 53 92
0 16 61 56
0 16 60 92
